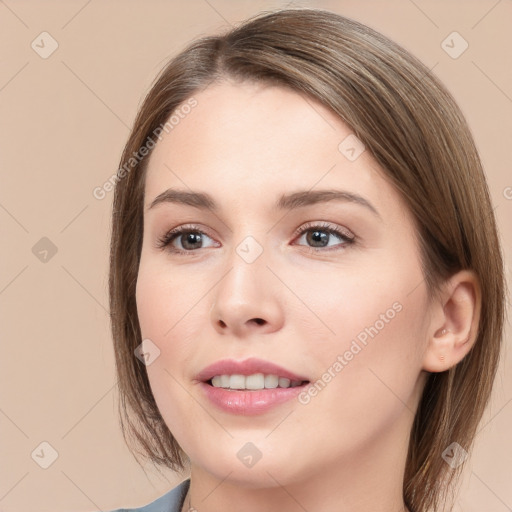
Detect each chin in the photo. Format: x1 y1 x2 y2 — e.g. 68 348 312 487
191 446 309 489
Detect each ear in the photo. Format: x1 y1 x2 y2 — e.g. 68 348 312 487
422 270 481 372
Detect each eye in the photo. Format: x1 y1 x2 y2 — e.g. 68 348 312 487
292 221 355 251
156 224 219 254
156 221 355 255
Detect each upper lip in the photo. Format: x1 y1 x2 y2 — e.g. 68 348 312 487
196 357 309 383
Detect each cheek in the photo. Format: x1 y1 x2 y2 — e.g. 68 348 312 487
135 265 206 459
295 277 429 453
135 258 207 347
286 252 429 429
135 257 210 421
281 249 428 366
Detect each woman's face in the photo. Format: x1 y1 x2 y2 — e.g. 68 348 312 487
136 80 432 486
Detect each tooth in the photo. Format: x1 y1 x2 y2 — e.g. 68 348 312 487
209 374 302 390
278 377 291 388
246 373 265 390
229 374 246 389
264 374 279 388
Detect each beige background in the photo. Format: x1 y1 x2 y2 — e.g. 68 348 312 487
0 0 510 511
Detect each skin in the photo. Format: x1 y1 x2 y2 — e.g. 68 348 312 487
135 80 480 512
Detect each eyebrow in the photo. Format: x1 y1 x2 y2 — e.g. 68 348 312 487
147 188 380 218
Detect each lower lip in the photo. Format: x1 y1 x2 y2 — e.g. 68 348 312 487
199 382 309 415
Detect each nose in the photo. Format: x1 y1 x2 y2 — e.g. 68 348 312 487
210 249 284 338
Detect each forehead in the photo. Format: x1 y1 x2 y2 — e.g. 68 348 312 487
143 81 408 222
147 80 349 171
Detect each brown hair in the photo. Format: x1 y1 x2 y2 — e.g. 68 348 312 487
109 8 506 511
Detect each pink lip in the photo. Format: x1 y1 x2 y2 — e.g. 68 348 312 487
195 357 309 383
195 357 310 416
199 383 308 415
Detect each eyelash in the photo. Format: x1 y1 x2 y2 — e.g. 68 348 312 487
155 221 356 255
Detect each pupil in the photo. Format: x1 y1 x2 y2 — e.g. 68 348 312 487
308 230 328 247
183 232 201 249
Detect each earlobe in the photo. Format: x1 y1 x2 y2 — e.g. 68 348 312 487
422 270 481 373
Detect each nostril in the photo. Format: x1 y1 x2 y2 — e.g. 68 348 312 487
253 318 265 325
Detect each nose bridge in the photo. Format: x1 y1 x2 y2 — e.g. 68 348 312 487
216 234 269 310
210 232 283 335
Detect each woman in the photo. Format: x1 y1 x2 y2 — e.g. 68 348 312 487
107 7 505 512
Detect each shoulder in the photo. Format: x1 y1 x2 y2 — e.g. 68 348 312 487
107 478 190 512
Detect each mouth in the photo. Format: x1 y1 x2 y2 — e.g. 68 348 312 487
196 356 310 388
196 357 311 415
206 373 309 390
